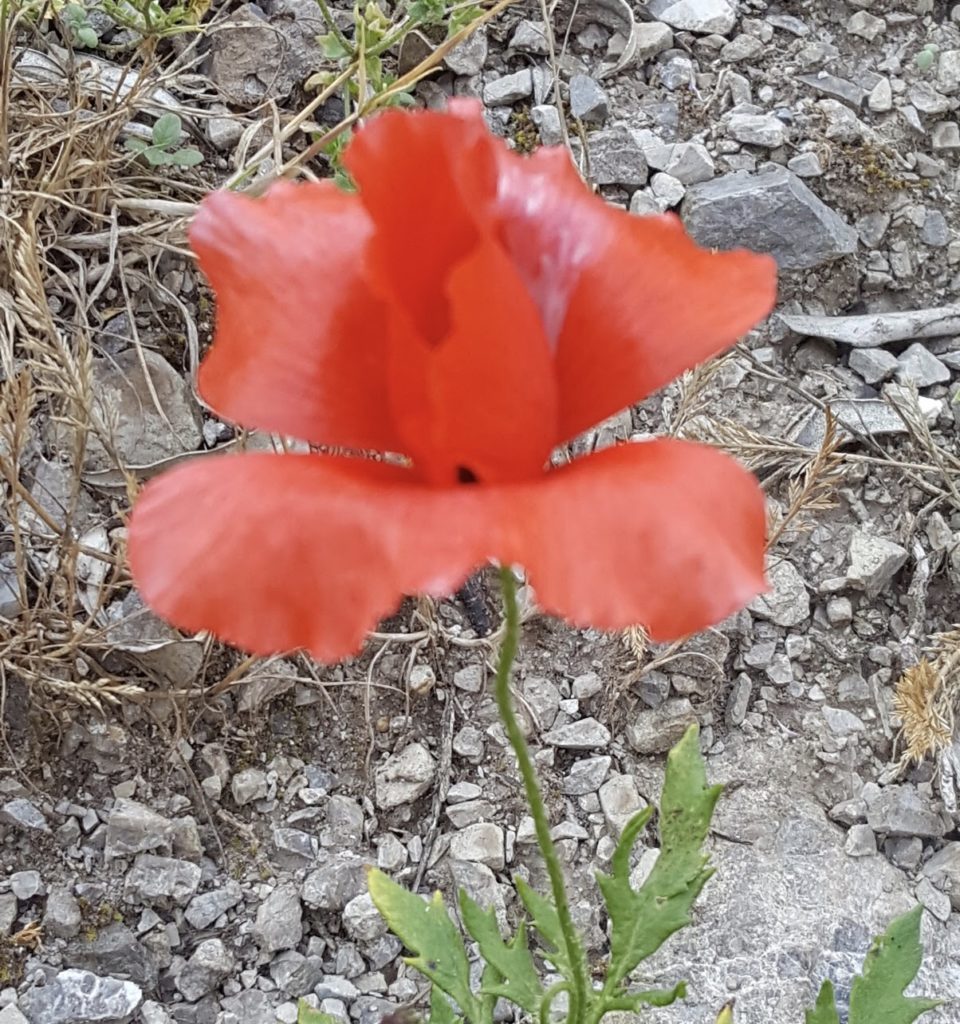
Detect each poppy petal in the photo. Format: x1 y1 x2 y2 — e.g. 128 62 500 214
126 453 495 662
190 183 404 452
128 440 764 663
493 147 777 439
343 101 498 346
498 439 767 640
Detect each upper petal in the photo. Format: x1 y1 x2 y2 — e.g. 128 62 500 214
492 146 777 439
501 439 767 639
190 183 404 452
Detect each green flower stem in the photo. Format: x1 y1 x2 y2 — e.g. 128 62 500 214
315 0 354 56
495 567 591 1024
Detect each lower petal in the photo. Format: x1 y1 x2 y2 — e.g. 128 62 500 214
502 440 767 640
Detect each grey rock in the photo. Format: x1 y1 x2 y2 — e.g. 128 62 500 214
909 81 951 116
124 854 201 907
626 698 698 755
855 210 890 247
448 823 505 869
19 969 142 1024
845 531 908 598
230 767 268 806
531 104 564 147
0 1007 29 1024
542 717 611 749
482 69 533 107
206 116 243 151
453 665 484 693
726 112 786 148
65 925 157 990
254 883 302 953
850 347 898 384
0 892 16 934
829 799 866 828
376 834 406 873
847 10 885 41
448 860 507 930
748 559 810 627
184 881 243 930
562 756 612 795
342 894 388 943
302 853 369 911
445 798 496 829
721 34 763 61
725 674 752 727
508 20 550 54
866 785 945 839
885 836 923 872
637 669 671 708
0 798 49 832
920 210 950 248
176 939 233 1002
207 0 325 107
270 952 324 998
10 870 41 900
937 50 960 94
586 127 648 188
75 350 201 472
522 677 561 729
896 343 951 387
787 152 822 178
822 706 865 738
573 673 603 700
922 842 960 909
598 775 646 834
868 78 893 113
273 827 318 867
44 885 82 939
220 990 275 1022
634 21 674 60
452 726 484 762
916 877 951 923
140 1003 172 1024
325 795 364 847
569 75 608 124
644 0 736 34
657 141 715 184
932 121 960 152
649 172 685 208
375 743 435 809
681 167 857 270
826 596 854 627
104 800 173 861
444 28 487 75
796 72 867 109
315 976 360 1002
843 824 876 857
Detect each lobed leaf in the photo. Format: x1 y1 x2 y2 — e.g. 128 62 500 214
596 724 721 989
367 869 483 1024
459 891 544 1015
513 875 570 976
848 906 942 1024
428 989 462 1024
805 982 840 1024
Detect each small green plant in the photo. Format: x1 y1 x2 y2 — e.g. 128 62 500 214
61 3 100 47
916 43 939 73
125 113 202 168
98 0 209 38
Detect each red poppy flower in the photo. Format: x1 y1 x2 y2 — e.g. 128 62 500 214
127 101 776 663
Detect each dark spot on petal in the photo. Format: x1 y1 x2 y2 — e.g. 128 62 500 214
457 465 479 484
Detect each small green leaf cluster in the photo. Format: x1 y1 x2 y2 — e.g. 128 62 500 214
61 3 99 48
125 112 202 167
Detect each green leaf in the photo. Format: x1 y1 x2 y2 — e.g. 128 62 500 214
596 724 721 988
171 146 203 167
297 1003 341 1024
459 891 544 1014
603 981 687 1012
849 907 942 1024
806 981 840 1024
124 136 149 152
367 869 483 1024
447 5 481 34
152 112 183 149
78 26 98 46
428 989 462 1024
318 30 351 60
143 146 172 165
513 876 570 975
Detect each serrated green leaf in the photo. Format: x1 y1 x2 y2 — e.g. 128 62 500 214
367 869 483 1024
459 891 544 1014
513 876 569 975
806 981 840 1024
152 112 182 149
171 146 203 167
428 989 462 1024
297 1002 341 1024
318 30 351 60
604 981 687 1011
849 907 942 1024
596 724 721 988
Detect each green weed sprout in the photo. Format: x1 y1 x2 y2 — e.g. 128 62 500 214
125 113 202 168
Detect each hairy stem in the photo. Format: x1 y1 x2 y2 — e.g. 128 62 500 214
494 567 590 1024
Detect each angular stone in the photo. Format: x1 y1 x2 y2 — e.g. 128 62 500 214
123 854 200 907
748 560 810 627
586 127 648 188
843 824 876 857
444 28 487 75
65 925 157 990
846 532 908 599
10 871 41 900
847 11 885 41
0 798 49 832
375 743 435 809
626 698 698 755
254 883 302 953
896 343 951 387
598 775 646 834
645 0 736 34
850 347 898 385
796 72 867 109
482 69 532 106
682 167 857 270
44 885 82 939
508 20 550 54
19 969 142 1024
726 112 786 148
184 881 243 930
448 823 505 869
865 785 945 839
542 717 611 749
302 853 369 911
725 675 752 727
0 1007 28 1024
522 677 561 729
176 939 233 1002
562 756 612 795
868 78 893 113
569 75 608 124
634 21 674 60
342 893 388 943
916 877 951 923
922 842 960 909
230 767 268 806
104 800 173 861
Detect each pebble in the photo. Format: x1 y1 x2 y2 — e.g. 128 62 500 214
231 768 269 806
531 104 564 147
932 121 960 151
374 743 435 809
922 842 960 909
342 894 388 943
124 855 201 906
508 20 550 54
865 784 946 839
726 112 786 148
19 970 142 1024
867 78 893 113
449 822 505 869
850 347 898 384
453 665 484 693
635 21 674 60
562 756 612 795
586 127 648 188
920 210 951 248
937 50 960 94
444 28 487 75
649 171 685 208
43 886 81 939
825 596 854 627
302 854 369 911
896 342 951 386
749 560 810 627
0 799 49 833
10 871 41 901
254 883 303 953
645 0 736 34
522 677 561 729
598 775 646 834
845 531 908 598
725 675 752 726
682 167 857 270
846 11 885 41
184 881 243 930
916 877 952 923
626 698 698 754
843 824 876 857
177 939 234 1001
569 75 608 124
542 717 611 749
483 69 533 106
787 152 822 178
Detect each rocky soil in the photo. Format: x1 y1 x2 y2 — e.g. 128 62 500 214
4 0 960 1023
